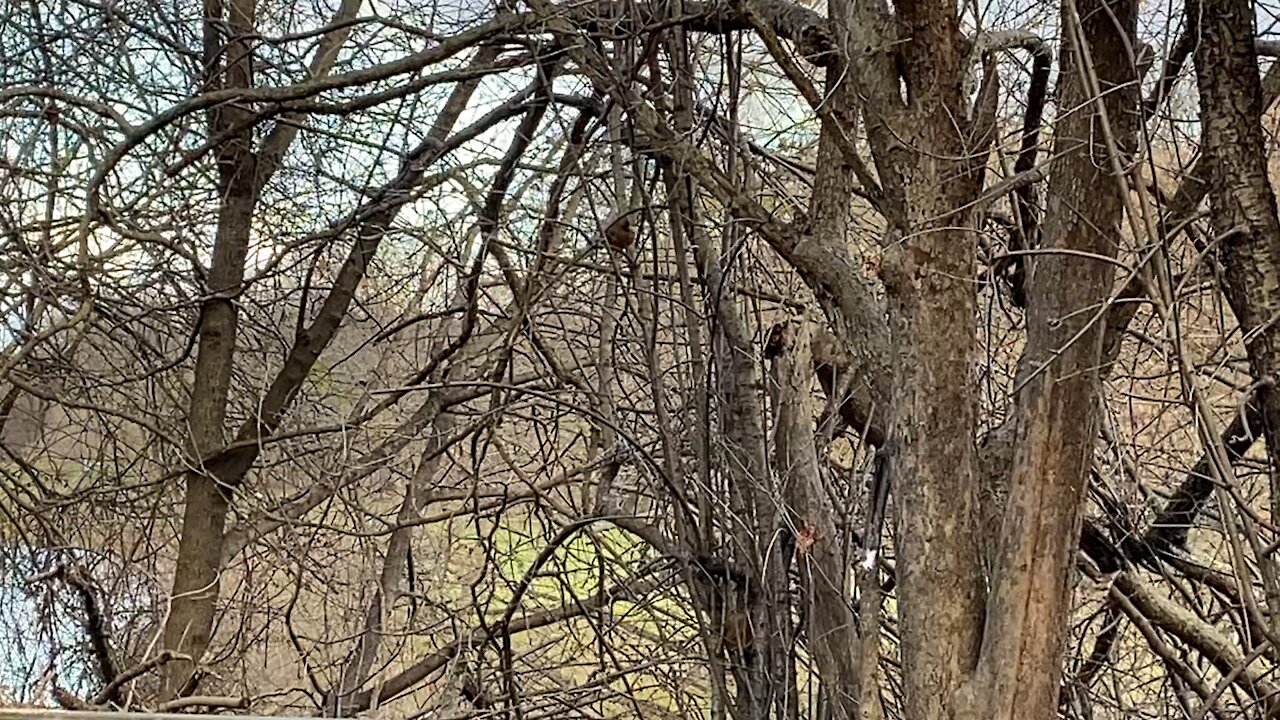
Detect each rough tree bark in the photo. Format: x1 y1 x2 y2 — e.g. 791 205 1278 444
506 2 1260 718
1191 0 1280 531
962 0 1140 715
855 0 995 714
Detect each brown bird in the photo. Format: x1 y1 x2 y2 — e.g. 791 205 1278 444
720 607 755 657
604 215 635 251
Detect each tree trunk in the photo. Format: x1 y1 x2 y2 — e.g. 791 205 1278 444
1191 0 1280 532
159 40 498 696
872 32 991 720
965 0 1139 715
771 320 867 720
883 217 985 720
160 0 258 696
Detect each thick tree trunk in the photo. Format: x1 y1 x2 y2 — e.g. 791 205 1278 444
883 220 985 720
872 32 991 720
855 4 994 719
1192 0 1280 530
964 0 1139 716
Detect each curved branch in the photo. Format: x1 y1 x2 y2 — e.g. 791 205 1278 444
1111 569 1280 707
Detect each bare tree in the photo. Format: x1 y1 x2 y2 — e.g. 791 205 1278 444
5 0 1280 717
